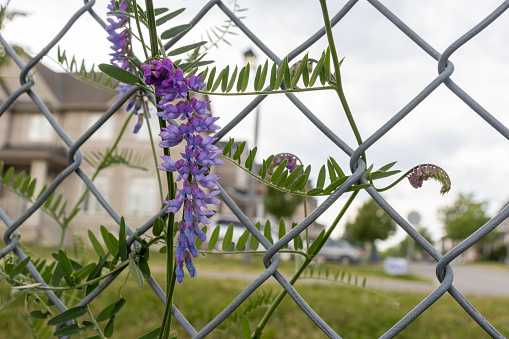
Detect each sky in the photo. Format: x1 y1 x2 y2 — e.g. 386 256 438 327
2 0 509 249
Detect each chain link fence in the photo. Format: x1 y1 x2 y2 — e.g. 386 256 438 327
1 0 509 338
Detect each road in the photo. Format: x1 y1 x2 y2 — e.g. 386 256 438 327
198 261 509 297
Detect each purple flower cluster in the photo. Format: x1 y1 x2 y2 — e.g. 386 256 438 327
142 57 223 283
408 164 451 195
106 0 145 133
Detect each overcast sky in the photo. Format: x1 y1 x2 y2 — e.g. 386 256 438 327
3 0 509 249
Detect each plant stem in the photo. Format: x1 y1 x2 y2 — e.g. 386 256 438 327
319 0 366 166
252 191 358 338
132 0 149 60
142 100 164 202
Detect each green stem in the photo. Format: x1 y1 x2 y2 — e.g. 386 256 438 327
84 300 107 339
132 0 149 60
142 100 164 202
252 191 358 339
319 0 366 166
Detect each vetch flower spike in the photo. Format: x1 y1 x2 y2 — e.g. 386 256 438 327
407 164 451 195
143 56 223 283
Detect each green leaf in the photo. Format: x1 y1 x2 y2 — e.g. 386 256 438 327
53 324 82 337
369 170 401 181
241 64 250 92
291 54 308 89
275 169 288 187
245 147 257 172
270 160 288 183
3 166 14 183
167 41 207 57
236 229 250 251
226 65 238 93
206 67 216 91
254 65 262 92
327 159 337 182
290 173 308 192
0 161 4 176
96 298 127 323
47 306 87 326
222 223 234 251
51 263 63 287
283 165 303 188
307 188 324 196
139 327 161 339
139 256 151 279
232 141 246 163
30 310 49 320
237 67 246 92
101 226 117 255
88 230 105 258
310 52 325 87
346 184 371 192
221 65 230 92
26 179 37 198
322 176 348 195
58 250 75 287
249 222 261 251
20 176 31 194
324 46 331 79
74 263 96 283
153 218 164 237
104 315 116 338
317 165 326 188
263 220 273 244
129 260 144 288
283 59 292 89
98 64 144 87
242 316 251 339
292 223 302 250
9 256 30 279
308 230 325 255
278 218 286 247
329 157 345 177
211 68 225 92
257 60 268 91
274 58 288 90
154 8 168 16
378 161 397 172
119 217 127 262
12 170 25 189
208 226 220 251
155 8 185 26
269 62 277 90
160 24 192 40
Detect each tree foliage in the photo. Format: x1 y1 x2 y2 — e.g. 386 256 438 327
345 199 396 248
438 193 490 240
263 186 303 220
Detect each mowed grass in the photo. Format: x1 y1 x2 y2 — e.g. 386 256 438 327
2 246 507 338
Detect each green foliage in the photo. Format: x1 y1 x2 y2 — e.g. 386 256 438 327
439 193 491 240
383 226 433 258
263 186 304 220
57 47 120 93
221 138 373 197
197 50 338 94
345 199 396 253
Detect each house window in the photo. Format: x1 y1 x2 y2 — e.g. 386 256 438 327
27 114 54 142
88 113 114 141
81 177 108 214
127 177 157 216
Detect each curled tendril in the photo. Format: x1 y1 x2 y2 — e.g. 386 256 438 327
269 153 301 174
376 163 451 195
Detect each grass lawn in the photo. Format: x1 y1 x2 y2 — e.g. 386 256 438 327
1 247 508 338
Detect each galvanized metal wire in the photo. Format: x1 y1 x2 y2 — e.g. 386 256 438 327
1 0 509 338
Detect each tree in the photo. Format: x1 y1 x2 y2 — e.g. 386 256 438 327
384 226 433 258
438 193 490 240
345 199 396 257
263 186 303 220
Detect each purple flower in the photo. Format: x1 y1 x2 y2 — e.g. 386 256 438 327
142 56 223 283
407 164 451 195
187 75 205 91
191 97 211 115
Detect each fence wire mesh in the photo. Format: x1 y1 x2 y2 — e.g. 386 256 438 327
1 0 509 338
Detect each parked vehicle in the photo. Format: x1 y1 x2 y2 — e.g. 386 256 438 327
315 239 363 264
